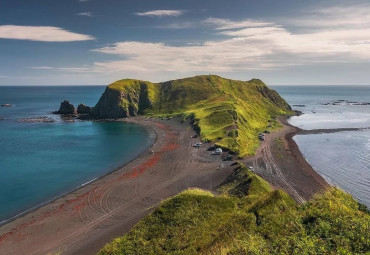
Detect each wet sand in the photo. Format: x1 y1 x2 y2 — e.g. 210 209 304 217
0 116 329 254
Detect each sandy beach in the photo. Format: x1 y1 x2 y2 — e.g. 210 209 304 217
0 116 329 255
244 117 328 203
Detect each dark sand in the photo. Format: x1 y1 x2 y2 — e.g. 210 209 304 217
0 116 329 255
244 117 329 203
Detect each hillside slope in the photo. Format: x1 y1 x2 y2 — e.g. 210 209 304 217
91 75 292 156
98 164 370 255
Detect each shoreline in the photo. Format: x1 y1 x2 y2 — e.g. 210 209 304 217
0 116 330 254
244 116 329 203
0 121 157 226
0 117 236 254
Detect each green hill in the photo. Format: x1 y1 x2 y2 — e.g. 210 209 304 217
91 75 292 156
98 164 370 255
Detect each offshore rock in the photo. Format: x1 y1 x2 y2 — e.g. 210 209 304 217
77 103 92 114
54 100 77 115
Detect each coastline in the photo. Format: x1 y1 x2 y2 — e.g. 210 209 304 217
244 116 329 203
0 121 156 226
0 116 329 254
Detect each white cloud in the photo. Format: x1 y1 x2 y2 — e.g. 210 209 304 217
27 4 370 82
0 25 94 42
156 22 194 29
77 12 94 17
90 11 370 74
286 3 370 29
203 18 273 30
28 66 53 70
135 10 184 17
28 66 94 72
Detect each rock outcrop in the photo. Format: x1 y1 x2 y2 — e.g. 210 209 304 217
90 80 155 119
90 75 293 156
77 104 92 114
54 100 77 115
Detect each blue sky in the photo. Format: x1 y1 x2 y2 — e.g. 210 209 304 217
1 0 370 85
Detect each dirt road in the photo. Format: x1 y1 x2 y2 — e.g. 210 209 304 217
244 117 328 203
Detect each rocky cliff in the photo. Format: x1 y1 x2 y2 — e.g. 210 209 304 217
91 75 292 156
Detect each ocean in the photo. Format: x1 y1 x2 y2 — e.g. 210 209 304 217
0 85 369 223
0 86 154 223
272 86 370 207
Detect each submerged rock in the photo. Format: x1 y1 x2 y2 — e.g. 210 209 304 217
77 103 92 114
19 116 55 123
54 100 77 115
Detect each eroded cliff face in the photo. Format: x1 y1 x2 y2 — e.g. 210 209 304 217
91 88 129 118
90 82 154 119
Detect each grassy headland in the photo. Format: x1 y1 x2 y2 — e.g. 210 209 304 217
98 164 370 255
92 75 368 254
91 75 292 156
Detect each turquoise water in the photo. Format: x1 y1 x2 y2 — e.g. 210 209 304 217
272 86 370 207
0 86 154 223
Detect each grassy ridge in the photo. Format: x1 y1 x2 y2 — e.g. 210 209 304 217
94 75 292 156
98 165 370 255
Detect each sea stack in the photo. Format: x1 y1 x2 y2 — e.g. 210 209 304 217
54 100 77 115
77 103 92 114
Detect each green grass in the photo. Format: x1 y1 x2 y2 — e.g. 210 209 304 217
94 75 292 156
98 164 370 255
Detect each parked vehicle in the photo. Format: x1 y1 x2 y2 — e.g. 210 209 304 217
258 133 265 140
193 142 202 148
223 154 233 161
212 148 223 155
207 146 216 151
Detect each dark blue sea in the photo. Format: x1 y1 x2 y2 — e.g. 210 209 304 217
273 85 370 208
0 86 154 223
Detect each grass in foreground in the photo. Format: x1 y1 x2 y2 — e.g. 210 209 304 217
98 164 370 255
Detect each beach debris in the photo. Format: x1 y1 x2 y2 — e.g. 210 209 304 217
54 100 77 115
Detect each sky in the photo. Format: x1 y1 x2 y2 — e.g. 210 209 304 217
1 0 370 85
